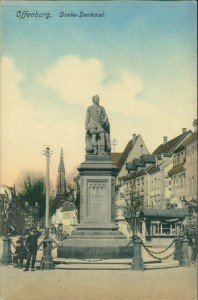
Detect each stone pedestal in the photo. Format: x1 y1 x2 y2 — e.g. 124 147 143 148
41 237 54 270
57 155 132 259
131 237 144 271
1 237 12 265
179 238 191 267
173 237 182 261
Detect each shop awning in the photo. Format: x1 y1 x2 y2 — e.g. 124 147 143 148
139 208 189 220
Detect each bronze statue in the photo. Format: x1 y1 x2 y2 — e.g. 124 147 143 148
85 95 111 155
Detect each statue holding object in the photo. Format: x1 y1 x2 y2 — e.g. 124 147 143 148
85 95 111 155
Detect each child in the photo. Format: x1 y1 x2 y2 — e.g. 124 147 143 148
13 239 27 268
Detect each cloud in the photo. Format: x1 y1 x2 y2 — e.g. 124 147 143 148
40 56 105 107
1 56 85 186
39 55 159 117
1 55 196 186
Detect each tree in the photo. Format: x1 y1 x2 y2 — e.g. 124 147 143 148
120 183 143 237
17 174 46 221
49 197 57 217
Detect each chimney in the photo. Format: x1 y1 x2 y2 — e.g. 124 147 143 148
163 136 168 144
132 134 136 141
182 128 187 133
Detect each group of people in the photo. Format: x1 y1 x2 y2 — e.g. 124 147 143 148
13 227 41 271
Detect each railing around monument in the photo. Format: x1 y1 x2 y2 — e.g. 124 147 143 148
2 235 196 270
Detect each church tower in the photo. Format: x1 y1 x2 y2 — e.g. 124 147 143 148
56 148 66 196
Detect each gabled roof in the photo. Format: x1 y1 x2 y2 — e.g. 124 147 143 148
153 130 192 155
176 131 197 151
111 153 122 166
139 208 188 219
117 135 139 170
141 154 156 164
119 163 153 181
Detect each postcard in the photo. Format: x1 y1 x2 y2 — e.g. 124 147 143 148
1 1 197 300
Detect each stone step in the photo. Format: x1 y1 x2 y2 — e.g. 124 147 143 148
54 263 132 270
144 261 180 270
35 258 178 270
53 258 132 265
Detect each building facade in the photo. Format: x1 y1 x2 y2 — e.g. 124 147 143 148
115 127 196 239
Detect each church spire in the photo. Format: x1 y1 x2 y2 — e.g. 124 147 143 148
56 148 66 195
58 148 65 172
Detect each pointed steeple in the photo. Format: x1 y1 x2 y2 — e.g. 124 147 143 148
56 148 66 196
58 148 65 172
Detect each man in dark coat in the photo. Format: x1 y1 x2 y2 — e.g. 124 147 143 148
13 239 27 268
24 228 42 271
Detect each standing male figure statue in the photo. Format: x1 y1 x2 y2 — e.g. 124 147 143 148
85 95 111 155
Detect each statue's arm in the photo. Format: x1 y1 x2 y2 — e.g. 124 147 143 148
101 107 108 123
85 108 90 130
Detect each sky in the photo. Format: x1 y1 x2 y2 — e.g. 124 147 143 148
1 1 197 189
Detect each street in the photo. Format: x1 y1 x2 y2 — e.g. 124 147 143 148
0 235 197 300
0 262 197 300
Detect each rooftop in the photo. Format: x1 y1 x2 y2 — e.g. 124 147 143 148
153 130 192 155
116 135 139 170
139 208 189 219
111 153 122 166
168 163 185 176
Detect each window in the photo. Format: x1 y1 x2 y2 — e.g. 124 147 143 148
189 178 192 192
173 177 176 189
181 175 184 187
192 177 195 192
151 181 153 191
154 178 157 190
176 177 179 188
162 223 171 235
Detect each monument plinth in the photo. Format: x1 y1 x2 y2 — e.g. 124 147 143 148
57 96 132 259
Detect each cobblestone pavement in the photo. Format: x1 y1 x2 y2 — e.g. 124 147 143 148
0 236 197 300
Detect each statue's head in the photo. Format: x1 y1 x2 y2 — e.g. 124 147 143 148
92 95 99 104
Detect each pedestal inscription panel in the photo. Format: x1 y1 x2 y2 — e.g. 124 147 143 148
87 182 109 221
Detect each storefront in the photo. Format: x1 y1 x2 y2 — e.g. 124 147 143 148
139 208 189 242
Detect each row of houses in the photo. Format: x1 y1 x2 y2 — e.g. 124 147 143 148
0 185 25 235
112 120 197 242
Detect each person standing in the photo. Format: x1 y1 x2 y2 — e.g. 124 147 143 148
24 228 42 271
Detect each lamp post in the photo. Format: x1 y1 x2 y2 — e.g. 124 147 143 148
33 202 39 229
41 147 53 270
1 202 12 265
57 222 63 241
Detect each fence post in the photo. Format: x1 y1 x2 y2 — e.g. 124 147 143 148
131 236 144 271
1 237 12 265
173 237 182 261
180 238 190 267
190 239 197 263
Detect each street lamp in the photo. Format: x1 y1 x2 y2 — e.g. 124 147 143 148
0 202 12 265
57 222 63 241
33 202 39 229
41 146 53 270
